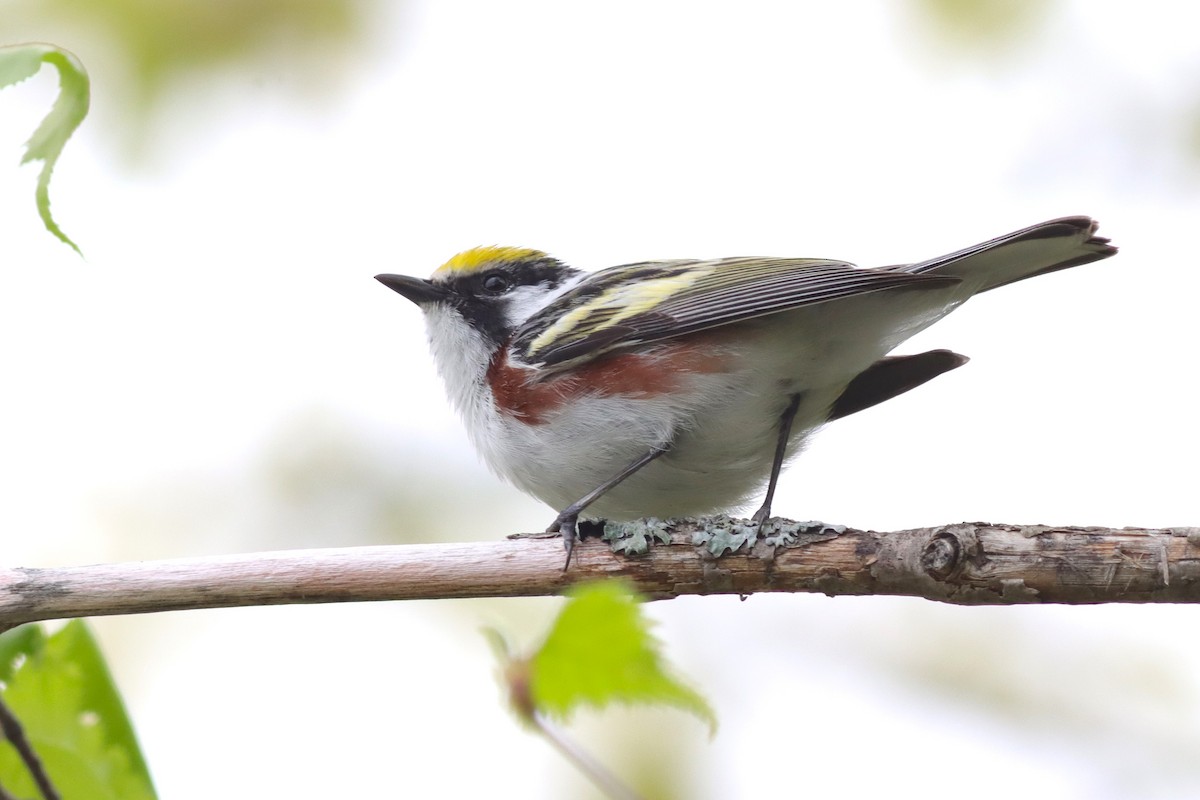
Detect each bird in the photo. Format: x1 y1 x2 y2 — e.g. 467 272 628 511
376 216 1116 566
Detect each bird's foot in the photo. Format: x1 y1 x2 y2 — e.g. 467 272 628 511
547 512 580 570
750 503 772 528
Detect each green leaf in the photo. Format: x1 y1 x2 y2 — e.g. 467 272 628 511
0 624 46 683
528 581 716 735
0 621 157 799
0 43 90 255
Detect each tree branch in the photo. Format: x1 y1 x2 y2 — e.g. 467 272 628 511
3 521 1200 625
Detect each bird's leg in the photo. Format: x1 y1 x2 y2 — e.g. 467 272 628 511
550 442 672 569
751 392 803 526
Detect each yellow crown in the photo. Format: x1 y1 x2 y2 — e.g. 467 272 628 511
434 246 548 276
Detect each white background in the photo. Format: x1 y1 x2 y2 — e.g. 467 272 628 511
2 1 1199 797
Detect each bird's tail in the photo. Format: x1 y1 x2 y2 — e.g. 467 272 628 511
898 216 1117 294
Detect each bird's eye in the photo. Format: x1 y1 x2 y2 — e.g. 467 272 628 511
482 273 511 294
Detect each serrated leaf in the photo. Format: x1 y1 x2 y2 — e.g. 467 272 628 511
0 621 156 799
529 581 716 735
0 43 90 255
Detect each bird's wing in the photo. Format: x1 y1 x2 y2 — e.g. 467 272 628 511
512 256 960 369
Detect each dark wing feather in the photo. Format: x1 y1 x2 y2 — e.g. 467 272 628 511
828 350 969 421
513 256 960 369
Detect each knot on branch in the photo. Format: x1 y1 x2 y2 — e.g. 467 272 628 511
920 531 963 581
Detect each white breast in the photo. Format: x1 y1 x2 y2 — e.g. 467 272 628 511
426 282 967 521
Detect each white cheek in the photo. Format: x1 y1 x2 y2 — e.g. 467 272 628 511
503 274 588 326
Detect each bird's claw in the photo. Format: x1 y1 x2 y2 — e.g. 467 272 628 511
548 512 580 570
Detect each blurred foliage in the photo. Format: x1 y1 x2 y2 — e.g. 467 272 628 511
904 0 1200 177
1187 100 1200 170
907 0 1052 55
524 582 714 733
257 410 507 548
2 0 385 158
0 43 89 253
92 409 525 559
491 582 713 799
853 608 1200 796
0 621 156 800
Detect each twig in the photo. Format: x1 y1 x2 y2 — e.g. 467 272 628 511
3 521 1200 625
0 696 60 800
531 715 645 800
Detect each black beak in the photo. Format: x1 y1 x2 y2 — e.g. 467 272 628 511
374 274 448 306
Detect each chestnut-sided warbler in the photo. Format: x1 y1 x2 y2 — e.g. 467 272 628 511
377 217 1116 564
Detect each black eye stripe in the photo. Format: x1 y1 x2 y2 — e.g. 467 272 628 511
446 258 579 297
